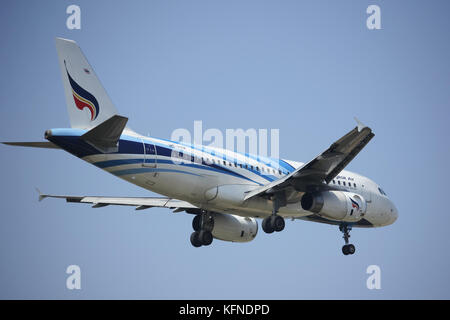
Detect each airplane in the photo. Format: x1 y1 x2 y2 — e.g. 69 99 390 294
2 38 398 255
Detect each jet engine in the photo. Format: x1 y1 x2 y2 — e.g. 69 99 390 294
301 191 366 222
210 213 258 242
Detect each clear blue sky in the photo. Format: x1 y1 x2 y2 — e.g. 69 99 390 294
0 0 449 299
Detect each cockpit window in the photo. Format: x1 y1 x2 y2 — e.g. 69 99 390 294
378 187 387 196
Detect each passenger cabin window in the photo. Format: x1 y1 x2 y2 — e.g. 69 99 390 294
343 181 346 186
338 181 341 185
354 183 356 188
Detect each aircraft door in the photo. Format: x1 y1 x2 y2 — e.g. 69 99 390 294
361 183 372 204
142 140 157 168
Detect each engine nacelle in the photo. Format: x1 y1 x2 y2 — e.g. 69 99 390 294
301 191 367 222
211 213 258 243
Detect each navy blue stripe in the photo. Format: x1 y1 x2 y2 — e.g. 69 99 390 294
111 167 203 177
94 158 143 168
95 158 266 184
48 133 293 182
156 136 294 172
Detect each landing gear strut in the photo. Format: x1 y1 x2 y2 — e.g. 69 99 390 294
262 192 286 234
340 223 356 255
190 211 214 247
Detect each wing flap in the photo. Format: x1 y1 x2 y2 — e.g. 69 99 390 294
38 191 198 211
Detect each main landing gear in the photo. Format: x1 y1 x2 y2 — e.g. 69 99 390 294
340 223 356 256
262 192 286 234
262 215 285 233
190 211 214 248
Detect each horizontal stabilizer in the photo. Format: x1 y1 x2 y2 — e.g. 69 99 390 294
2 141 60 149
81 115 128 153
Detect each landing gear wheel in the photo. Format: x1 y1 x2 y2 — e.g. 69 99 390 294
262 217 275 234
347 244 355 255
339 224 356 255
262 215 285 233
272 215 285 232
192 215 201 231
190 213 215 247
262 192 287 234
198 230 213 246
190 231 202 248
342 244 356 255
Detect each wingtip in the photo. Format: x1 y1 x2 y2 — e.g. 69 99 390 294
354 117 367 132
35 188 47 202
55 37 76 43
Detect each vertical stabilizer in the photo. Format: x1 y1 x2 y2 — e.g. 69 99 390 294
55 38 118 129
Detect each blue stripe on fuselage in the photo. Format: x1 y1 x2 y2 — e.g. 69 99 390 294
46 128 292 184
93 157 270 184
111 167 203 177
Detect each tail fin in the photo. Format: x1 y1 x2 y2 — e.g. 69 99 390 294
55 38 118 129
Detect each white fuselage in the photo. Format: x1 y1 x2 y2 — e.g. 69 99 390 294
75 129 397 228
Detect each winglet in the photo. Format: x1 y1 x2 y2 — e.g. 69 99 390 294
354 117 367 132
36 188 47 202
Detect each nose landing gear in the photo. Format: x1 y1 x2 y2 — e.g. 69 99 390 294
340 223 356 255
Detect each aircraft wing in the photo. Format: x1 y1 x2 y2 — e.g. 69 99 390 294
38 190 199 211
244 118 374 200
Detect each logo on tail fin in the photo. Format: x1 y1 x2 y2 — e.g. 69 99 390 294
64 61 99 121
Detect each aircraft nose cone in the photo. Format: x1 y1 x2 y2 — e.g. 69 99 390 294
389 202 398 225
